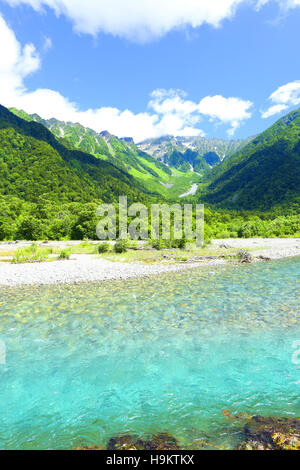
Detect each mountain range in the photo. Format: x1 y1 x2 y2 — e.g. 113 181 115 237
138 135 253 172
3 104 300 213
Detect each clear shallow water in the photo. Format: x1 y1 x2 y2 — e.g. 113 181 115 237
0 258 299 450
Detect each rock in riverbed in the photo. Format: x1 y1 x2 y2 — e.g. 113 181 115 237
107 433 180 450
236 415 300 450
238 250 253 263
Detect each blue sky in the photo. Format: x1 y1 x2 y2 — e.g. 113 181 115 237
0 0 300 141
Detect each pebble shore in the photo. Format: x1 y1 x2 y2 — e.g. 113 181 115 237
0 238 299 287
0 254 226 287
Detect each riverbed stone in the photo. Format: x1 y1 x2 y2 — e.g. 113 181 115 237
107 435 139 450
106 432 180 450
235 440 273 450
239 415 300 450
140 433 180 450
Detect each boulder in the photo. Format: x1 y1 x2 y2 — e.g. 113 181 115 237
238 250 253 263
238 415 300 450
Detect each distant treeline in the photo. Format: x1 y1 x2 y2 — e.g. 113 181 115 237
1 195 299 241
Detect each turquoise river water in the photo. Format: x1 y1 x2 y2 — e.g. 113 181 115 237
0 258 299 449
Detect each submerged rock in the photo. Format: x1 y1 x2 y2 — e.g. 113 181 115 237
74 445 105 450
237 415 300 450
107 435 139 450
140 433 180 450
107 432 180 450
271 432 300 450
235 440 273 451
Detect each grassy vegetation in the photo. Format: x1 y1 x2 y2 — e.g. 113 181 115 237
114 239 128 253
0 238 281 265
97 242 110 253
11 244 53 263
58 249 71 260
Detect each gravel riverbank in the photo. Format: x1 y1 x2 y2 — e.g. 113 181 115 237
0 255 225 287
0 238 299 287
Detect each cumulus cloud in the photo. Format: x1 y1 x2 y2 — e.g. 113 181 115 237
3 0 248 42
4 0 300 42
261 81 300 118
261 104 288 118
149 89 253 137
198 95 253 136
0 13 253 140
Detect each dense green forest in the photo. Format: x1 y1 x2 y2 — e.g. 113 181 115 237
0 105 157 204
198 109 300 210
0 104 300 241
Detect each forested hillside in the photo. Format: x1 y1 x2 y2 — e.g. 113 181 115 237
1 104 300 241
1 105 151 204
199 109 300 211
9 108 177 196
0 105 158 240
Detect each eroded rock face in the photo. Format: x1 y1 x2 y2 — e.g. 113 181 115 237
107 433 180 451
237 415 300 450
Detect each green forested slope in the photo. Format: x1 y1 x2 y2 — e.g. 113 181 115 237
0 105 152 205
9 107 206 198
10 107 173 183
200 109 300 210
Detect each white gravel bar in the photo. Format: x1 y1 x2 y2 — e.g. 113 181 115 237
212 238 300 260
0 238 299 287
0 255 225 287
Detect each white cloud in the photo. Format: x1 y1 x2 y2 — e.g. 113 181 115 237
43 36 52 51
261 81 300 118
256 0 300 10
198 95 253 135
261 104 288 118
3 0 248 42
149 90 253 137
4 0 300 43
0 14 253 141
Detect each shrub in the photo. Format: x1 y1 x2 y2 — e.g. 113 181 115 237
114 239 128 253
151 239 167 250
98 242 110 253
171 238 187 249
12 244 52 263
58 249 71 260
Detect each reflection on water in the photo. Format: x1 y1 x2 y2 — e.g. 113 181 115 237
0 258 299 449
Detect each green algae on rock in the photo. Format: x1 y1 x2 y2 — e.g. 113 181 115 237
107 433 180 451
236 415 300 450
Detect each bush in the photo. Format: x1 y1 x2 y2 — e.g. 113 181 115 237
98 242 110 253
12 244 52 263
171 238 187 249
114 239 128 253
58 249 71 260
